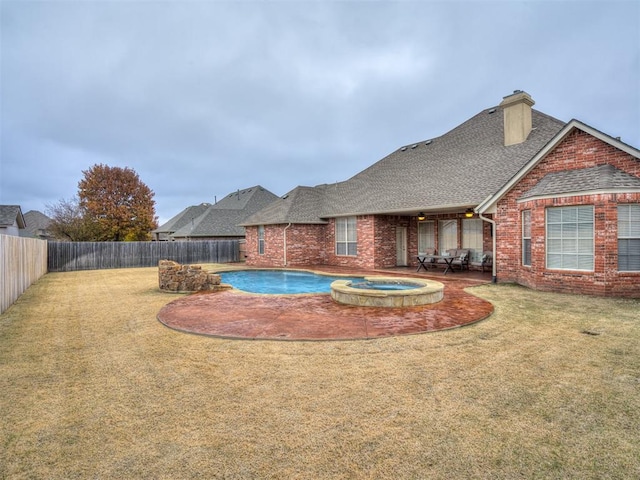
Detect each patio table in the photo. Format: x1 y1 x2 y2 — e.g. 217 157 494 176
416 255 456 274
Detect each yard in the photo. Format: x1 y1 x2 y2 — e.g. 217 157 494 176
1 266 639 479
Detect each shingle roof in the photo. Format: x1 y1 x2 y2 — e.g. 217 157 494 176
0 205 25 228
20 210 52 238
153 203 212 234
171 186 279 238
319 108 564 216
209 186 274 210
244 104 565 225
242 186 330 226
520 164 640 199
477 119 640 214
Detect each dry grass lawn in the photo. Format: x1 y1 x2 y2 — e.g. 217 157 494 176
1 266 639 479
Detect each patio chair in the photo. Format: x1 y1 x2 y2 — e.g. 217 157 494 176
445 249 470 271
471 251 493 272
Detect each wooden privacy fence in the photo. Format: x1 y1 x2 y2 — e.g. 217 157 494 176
0 235 48 314
48 240 240 272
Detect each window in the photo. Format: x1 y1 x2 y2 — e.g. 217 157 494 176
618 204 640 271
546 206 594 271
258 225 265 255
462 218 483 262
418 221 435 255
336 217 357 256
438 219 457 254
522 210 531 266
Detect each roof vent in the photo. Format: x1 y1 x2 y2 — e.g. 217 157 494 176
411 144 418 149
425 139 433 145
400 146 408 151
488 108 496 114
282 194 289 199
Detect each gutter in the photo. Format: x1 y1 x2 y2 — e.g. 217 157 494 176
283 223 292 266
478 212 497 283
318 203 474 219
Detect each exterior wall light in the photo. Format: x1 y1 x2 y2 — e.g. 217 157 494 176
417 212 426 221
465 209 475 218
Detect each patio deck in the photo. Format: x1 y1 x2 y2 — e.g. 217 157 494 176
157 266 494 341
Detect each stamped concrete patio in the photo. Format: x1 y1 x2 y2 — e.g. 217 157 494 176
157 267 494 341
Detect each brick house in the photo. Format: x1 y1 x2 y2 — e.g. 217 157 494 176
241 91 640 297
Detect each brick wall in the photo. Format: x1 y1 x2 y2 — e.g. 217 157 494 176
285 224 328 266
326 216 376 269
246 214 495 271
495 129 640 297
374 216 410 268
245 225 283 267
245 224 327 267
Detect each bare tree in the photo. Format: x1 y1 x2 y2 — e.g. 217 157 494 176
45 196 96 241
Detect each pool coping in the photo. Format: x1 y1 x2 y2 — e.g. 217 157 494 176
330 276 445 307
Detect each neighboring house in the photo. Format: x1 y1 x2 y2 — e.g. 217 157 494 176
153 186 279 241
0 205 26 237
20 210 55 240
242 91 640 298
152 203 212 241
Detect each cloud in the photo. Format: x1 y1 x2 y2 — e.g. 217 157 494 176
1 0 638 224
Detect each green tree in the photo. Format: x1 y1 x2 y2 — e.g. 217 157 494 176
78 164 158 241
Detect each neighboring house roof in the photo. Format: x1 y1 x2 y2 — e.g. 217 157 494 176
477 119 640 213
171 186 279 238
208 186 276 211
20 210 53 239
0 205 26 229
243 103 565 226
153 203 212 235
520 164 640 201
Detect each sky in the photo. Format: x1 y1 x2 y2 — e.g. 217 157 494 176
1 1 639 225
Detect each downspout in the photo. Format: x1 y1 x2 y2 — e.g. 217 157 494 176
478 213 497 283
283 223 292 267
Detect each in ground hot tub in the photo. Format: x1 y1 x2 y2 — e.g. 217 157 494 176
330 276 444 307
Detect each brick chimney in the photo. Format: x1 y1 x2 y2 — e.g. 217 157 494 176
499 90 535 146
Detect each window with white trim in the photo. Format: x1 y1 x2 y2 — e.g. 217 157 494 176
438 219 458 255
618 204 640 271
546 206 594 271
462 218 483 262
258 225 265 255
336 217 357 256
522 210 531 266
418 221 435 255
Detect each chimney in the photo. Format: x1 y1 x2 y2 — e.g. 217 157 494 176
499 90 535 146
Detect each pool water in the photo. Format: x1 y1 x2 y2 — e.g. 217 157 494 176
220 270 363 294
349 281 418 291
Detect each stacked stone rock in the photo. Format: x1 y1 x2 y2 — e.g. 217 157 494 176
158 260 224 292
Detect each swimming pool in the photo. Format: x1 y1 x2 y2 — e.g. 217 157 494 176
219 270 363 294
